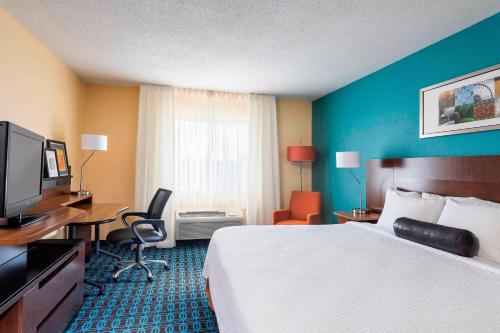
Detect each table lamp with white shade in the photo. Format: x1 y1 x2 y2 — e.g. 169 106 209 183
336 151 370 215
77 134 107 195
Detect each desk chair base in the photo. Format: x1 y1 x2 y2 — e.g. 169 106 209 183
111 245 169 282
112 259 169 282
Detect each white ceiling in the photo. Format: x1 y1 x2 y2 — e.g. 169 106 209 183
1 1 499 100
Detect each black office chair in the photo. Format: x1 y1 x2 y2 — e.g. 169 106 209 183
106 188 172 282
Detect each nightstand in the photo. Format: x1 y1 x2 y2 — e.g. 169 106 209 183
333 211 380 224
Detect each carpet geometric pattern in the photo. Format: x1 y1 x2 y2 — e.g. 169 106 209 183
65 240 219 333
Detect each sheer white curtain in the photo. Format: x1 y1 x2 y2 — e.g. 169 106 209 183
173 88 249 211
135 85 280 247
135 85 175 247
247 94 280 225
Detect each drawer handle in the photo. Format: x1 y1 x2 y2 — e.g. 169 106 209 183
37 282 77 331
39 252 79 288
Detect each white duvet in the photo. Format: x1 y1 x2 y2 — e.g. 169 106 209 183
202 223 500 333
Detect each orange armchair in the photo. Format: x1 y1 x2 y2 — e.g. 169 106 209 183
272 191 321 225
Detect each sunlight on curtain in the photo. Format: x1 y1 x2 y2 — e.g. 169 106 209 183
173 88 249 212
136 85 175 247
136 86 280 247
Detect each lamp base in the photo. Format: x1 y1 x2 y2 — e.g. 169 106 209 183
352 208 371 216
71 190 91 195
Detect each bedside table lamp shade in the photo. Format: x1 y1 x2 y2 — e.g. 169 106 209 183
78 134 108 195
336 151 360 168
336 151 370 215
287 146 316 191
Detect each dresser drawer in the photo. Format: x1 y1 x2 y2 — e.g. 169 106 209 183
37 280 82 333
23 244 84 333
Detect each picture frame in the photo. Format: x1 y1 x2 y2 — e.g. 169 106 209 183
44 148 59 178
420 64 500 138
46 140 70 176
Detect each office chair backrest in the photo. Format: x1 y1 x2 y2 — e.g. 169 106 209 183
147 188 172 219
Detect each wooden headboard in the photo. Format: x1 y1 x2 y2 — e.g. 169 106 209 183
366 155 500 212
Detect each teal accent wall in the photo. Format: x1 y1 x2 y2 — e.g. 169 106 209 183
312 13 500 223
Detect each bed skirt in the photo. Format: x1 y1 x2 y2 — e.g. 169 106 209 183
205 279 215 312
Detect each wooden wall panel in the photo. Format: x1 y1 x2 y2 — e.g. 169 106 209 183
367 155 500 212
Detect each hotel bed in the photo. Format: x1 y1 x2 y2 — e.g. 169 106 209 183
203 223 500 332
203 155 500 332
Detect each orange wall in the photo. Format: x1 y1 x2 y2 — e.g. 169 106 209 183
1 8 312 238
80 85 139 234
0 9 84 184
276 99 312 206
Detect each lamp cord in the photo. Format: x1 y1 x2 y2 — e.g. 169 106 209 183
79 150 95 192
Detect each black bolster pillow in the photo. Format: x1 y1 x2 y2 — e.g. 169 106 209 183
393 217 479 257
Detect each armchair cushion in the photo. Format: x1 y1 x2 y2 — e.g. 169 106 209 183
273 191 322 225
274 219 309 225
289 191 321 221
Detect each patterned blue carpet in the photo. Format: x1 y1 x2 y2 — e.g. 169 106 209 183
65 240 219 333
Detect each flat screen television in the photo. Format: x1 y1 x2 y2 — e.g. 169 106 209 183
0 122 48 228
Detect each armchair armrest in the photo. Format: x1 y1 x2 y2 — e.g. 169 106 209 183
272 209 291 225
121 211 148 228
131 219 166 244
306 213 322 225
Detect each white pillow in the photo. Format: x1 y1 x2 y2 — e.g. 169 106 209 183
389 188 421 198
377 189 445 232
437 198 500 263
422 192 444 200
448 197 500 209
422 193 500 209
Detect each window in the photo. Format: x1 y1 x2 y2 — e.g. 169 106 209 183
173 89 249 211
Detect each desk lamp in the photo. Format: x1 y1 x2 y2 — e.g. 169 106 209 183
77 134 107 195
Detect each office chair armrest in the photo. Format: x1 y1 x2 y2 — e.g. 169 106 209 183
121 211 149 228
131 219 166 244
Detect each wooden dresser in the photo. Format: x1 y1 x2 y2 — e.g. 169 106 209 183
0 178 89 333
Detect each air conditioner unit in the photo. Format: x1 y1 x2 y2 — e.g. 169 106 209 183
175 211 243 240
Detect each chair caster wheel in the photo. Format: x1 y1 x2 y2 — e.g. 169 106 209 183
147 275 154 282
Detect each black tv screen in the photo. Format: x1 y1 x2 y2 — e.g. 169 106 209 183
0 122 44 220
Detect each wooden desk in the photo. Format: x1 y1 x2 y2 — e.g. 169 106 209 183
0 179 127 332
0 193 93 246
68 203 129 226
334 211 380 224
31 191 92 212
0 207 86 246
67 203 129 295
68 203 129 257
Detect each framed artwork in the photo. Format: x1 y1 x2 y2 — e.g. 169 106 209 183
420 64 500 138
44 148 59 178
46 140 70 176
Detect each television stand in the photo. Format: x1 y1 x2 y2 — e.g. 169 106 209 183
1 213 49 228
